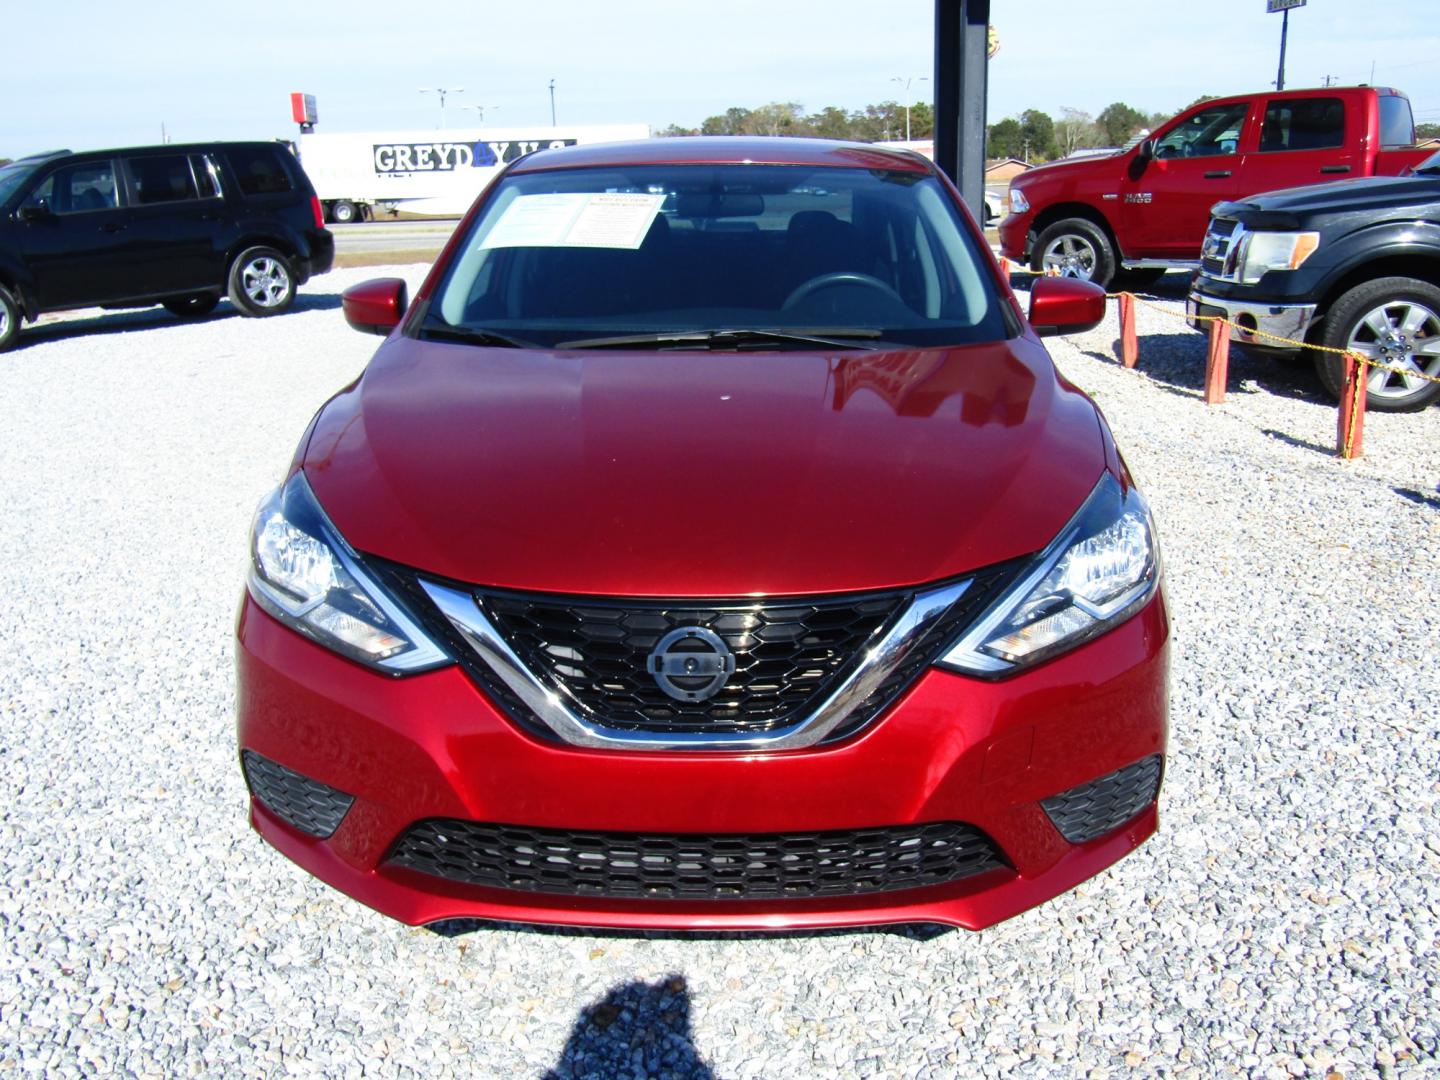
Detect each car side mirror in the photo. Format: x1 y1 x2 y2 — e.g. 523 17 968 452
18 203 52 221
1136 138 1156 163
342 277 408 335
1028 277 1107 337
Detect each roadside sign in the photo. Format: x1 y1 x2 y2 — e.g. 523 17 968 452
1267 0 1305 11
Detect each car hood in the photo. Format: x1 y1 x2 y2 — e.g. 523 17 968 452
1221 175 1440 220
302 336 1105 597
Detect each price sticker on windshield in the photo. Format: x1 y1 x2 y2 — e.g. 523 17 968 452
480 193 665 250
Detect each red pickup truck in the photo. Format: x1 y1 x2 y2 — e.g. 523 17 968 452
999 86 1430 289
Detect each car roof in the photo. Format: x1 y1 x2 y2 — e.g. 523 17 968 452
507 136 935 175
34 141 290 161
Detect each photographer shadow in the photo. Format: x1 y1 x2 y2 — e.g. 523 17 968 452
543 976 714 1080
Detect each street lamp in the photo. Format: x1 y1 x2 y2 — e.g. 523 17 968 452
549 79 557 126
463 104 500 124
891 75 929 142
419 87 465 129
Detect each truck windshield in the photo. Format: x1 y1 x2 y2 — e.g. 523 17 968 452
0 162 39 206
428 163 1008 349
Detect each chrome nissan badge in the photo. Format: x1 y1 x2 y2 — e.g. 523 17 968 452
648 626 736 702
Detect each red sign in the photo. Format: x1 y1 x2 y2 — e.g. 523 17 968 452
290 93 318 126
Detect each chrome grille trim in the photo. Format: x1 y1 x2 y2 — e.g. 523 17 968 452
421 578 973 751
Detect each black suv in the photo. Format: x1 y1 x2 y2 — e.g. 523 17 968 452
0 141 334 350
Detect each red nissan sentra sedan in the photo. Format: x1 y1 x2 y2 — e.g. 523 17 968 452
236 138 1169 931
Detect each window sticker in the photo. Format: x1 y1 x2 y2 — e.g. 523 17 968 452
479 192 664 250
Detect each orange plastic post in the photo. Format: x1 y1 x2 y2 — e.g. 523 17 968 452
1204 318 1230 404
997 255 1011 277
1337 353 1367 459
1117 292 1139 369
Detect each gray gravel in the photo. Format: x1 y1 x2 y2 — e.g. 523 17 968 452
1 268 1437 1079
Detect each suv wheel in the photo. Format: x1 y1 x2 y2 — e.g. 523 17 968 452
1316 276 1440 413
228 247 296 317
0 284 19 352
1032 218 1117 288
162 293 221 319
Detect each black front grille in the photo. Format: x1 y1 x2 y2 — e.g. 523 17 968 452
1041 754 1163 844
478 588 903 735
386 819 1007 901
241 750 354 839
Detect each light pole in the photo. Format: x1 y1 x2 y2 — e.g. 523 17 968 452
419 87 465 129
463 104 500 125
548 79 557 126
891 75 929 142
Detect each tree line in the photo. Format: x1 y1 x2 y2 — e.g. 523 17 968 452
663 101 1440 162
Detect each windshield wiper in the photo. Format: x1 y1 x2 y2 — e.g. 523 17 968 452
417 320 537 349
555 328 884 351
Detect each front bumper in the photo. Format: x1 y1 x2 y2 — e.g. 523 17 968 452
998 213 1032 262
1187 288 1317 349
235 589 1169 931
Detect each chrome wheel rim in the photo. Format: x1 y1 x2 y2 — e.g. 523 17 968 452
1345 299 1440 400
0 304 9 341
1040 234 1097 280
241 257 291 308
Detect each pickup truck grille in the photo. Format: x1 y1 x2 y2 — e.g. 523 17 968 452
1200 218 1243 281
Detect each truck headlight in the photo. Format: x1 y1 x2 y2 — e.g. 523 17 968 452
937 474 1160 675
1008 186 1030 215
248 472 449 674
1236 230 1320 284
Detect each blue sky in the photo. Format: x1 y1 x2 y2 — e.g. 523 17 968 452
4 0 1438 156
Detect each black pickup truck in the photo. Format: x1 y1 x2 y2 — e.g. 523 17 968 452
1188 150 1440 412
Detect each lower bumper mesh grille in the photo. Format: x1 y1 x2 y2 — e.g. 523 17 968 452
1041 754 1163 844
386 819 1006 901
242 750 354 839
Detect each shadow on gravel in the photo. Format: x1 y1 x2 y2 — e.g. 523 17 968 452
1260 428 1335 456
1082 333 1333 408
13 291 344 348
424 918 954 943
542 977 714 1080
1395 487 1440 510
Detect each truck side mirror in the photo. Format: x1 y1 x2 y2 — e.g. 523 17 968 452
342 277 408 335
1136 139 1156 163
18 202 52 221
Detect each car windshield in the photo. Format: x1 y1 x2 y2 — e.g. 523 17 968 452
1413 149 1440 176
0 161 40 205
427 163 1009 349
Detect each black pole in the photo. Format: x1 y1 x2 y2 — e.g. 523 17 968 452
934 0 991 220
1276 9 1289 91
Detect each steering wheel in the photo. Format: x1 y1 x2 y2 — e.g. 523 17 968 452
782 271 906 311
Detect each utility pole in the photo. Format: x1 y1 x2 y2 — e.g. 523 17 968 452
549 79 557 126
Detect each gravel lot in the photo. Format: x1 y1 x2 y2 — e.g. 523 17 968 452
1 267 1437 1079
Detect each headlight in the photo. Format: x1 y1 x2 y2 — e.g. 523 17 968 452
1236 230 1320 284
938 474 1160 675
1008 186 1030 215
247 472 449 674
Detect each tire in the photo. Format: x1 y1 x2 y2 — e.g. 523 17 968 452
0 284 19 352
162 292 220 319
1031 218 1117 288
227 246 296 317
331 200 357 224
1315 276 1440 413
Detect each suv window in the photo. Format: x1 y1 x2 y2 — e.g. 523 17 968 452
1155 102 1249 159
191 154 223 199
225 146 294 195
24 162 119 214
127 154 200 204
1259 97 1345 153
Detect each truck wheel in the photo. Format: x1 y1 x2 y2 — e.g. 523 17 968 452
0 284 20 352
227 246 296 317
331 200 358 224
1316 276 1440 412
1032 218 1117 288
162 292 220 318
